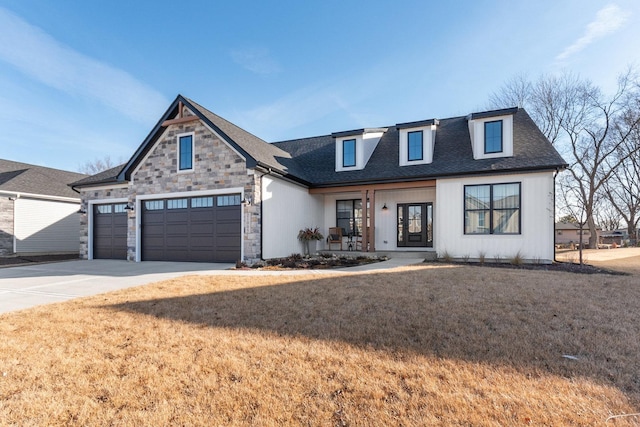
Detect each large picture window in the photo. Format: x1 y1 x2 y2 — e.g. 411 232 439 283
484 120 503 154
464 183 520 234
336 199 363 236
342 139 356 167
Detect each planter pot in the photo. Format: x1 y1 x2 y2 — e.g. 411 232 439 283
303 240 316 256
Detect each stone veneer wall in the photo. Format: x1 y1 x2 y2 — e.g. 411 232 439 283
0 198 15 255
79 119 261 262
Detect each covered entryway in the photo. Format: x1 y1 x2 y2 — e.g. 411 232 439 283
93 203 128 259
141 194 241 262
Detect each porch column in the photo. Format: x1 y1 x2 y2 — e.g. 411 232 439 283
361 190 368 252
369 189 375 252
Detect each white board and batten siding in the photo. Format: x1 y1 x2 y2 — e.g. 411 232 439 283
435 171 556 263
14 198 81 253
261 176 323 258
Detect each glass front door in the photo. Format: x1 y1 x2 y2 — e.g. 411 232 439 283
397 203 433 247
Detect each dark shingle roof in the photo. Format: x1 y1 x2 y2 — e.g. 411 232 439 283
69 164 125 188
72 96 566 189
0 159 86 198
273 108 566 186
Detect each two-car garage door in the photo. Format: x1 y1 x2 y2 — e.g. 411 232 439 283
93 194 241 262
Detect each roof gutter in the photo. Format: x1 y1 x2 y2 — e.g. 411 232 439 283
0 190 80 203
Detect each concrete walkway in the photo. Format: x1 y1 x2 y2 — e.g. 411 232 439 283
0 257 426 315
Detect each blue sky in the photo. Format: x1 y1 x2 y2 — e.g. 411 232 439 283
0 1 638 172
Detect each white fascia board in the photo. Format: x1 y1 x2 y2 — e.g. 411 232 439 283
76 183 129 192
0 190 80 203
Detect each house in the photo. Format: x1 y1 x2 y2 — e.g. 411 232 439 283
555 221 601 248
0 159 86 255
70 95 567 264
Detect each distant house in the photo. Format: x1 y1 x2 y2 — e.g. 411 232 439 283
555 221 601 247
71 95 567 264
599 230 627 246
0 159 86 255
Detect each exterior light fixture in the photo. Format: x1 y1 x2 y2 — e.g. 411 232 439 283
382 203 388 211
241 196 252 206
78 206 87 214
124 203 135 211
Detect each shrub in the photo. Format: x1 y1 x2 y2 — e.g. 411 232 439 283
510 251 524 266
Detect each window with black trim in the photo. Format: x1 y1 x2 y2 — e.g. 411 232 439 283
464 183 520 234
408 131 423 161
178 134 193 170
343 139 356 167
484 120 503 154
336 199 364 236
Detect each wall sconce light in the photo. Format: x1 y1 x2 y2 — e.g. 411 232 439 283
124 203 135 211
7 196 16 201
241 196 252 206
78 206 87 214
382 203 388 211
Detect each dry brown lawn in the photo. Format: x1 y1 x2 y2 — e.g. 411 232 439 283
1 263 640 426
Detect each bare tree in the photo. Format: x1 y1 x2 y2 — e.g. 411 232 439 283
602 114 640 244
490 68 640 250
78 156 124 175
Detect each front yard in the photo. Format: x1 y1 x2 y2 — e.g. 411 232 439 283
1 263 639 425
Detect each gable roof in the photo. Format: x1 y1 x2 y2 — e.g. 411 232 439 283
0 159 86 199
113 95 296 183
72 96 567 189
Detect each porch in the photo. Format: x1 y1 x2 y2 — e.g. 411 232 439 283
312 180 437 254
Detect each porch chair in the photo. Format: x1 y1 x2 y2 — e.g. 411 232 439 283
327 227 343 250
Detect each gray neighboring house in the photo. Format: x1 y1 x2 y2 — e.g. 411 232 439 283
71 95 567 264
0 159 86 255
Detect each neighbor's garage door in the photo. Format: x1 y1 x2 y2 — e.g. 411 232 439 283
93 203 127 259
141 194 241 262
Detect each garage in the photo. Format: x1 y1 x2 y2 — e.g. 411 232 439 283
93 203 128 259
141 194 241 262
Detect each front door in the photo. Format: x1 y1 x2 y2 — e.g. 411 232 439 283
397 203 433 247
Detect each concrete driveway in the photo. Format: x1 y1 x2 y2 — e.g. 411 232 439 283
0 260 234 315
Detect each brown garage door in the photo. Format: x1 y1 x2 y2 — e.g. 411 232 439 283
141 194 241 262
93 203 128 259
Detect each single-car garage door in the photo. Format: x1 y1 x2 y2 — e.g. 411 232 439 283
93 203 128 259
141 194 241 262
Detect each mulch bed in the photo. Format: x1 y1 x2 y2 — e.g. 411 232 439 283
242 254 388 270
0 254 79 267
445 260 629 275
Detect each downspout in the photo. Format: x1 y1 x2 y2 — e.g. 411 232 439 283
553 168 559 263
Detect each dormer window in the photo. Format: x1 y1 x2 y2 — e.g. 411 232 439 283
408 131 423 161
484 120 503 154
343 139 356 167
397 119 437 166
468 108 516 160
334 128 386 172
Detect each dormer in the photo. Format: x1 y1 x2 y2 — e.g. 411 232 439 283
396 119 438 166
467 107 517 160
333 128 387 172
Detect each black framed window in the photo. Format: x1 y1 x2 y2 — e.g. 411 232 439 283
336 199 363 236
484 120 503 154
342 139 356 167
464 183 520 234
408 131 423 161
179 135 193 170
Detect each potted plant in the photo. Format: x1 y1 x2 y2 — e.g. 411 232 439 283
298 227 324 255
